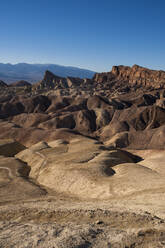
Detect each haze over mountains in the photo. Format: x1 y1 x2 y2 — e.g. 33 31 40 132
0 62 96 83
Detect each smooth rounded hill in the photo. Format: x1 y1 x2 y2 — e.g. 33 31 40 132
16 136 165 200
0 139 46 202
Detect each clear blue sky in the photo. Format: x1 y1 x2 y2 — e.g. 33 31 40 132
0 0 165 72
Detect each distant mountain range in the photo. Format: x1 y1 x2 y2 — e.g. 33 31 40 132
0 63 96 83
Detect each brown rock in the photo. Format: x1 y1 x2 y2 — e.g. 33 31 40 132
93 64 165 90
105 132 129 148
39 114 76 129
0 139 25 156
75 110 96 133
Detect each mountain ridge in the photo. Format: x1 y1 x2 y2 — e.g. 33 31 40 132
0 62 96 83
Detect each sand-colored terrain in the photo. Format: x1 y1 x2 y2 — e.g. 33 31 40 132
1 65 165 247
0 137 165 247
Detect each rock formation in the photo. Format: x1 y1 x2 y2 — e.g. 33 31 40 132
1 65 165 247
94 64 165 90
0 80 8 88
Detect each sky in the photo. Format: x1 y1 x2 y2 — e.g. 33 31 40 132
0 0 165 72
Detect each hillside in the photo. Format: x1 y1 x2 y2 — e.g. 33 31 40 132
1 64 165 247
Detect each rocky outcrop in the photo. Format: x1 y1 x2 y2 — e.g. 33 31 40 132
39 114 76 129
75 110 96 133
93 64 165 90
0 80 8 88
33 71 86 91
33 70 68 90
66 77 83 87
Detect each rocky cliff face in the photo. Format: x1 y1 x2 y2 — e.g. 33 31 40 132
34 65 165 98
93 65 165 90
33 70 66 90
